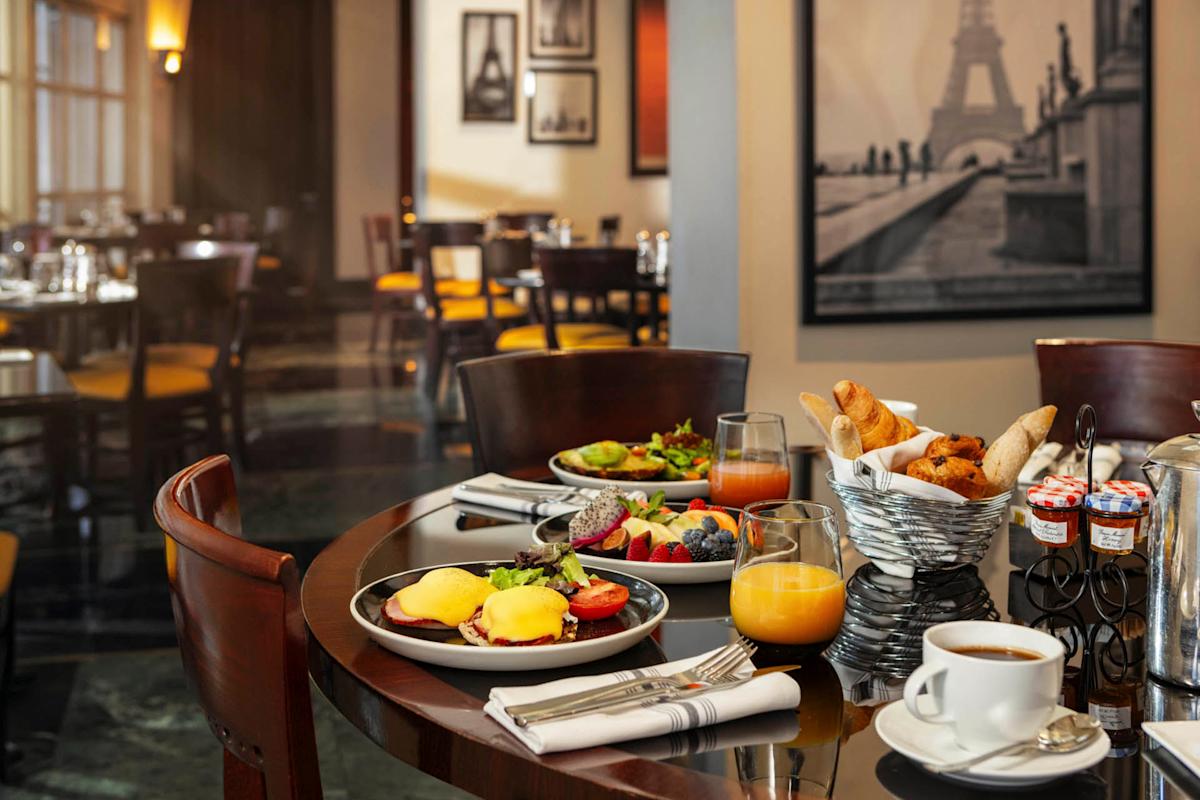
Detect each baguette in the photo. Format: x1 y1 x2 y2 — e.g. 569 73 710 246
831 415 864 460
982 420 1033 494
799 392 838 445
1018 405 1057 447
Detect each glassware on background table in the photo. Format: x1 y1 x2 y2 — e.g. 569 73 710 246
730 500 845 662
30 253 64 292
635 229 654 274
709 412 791 508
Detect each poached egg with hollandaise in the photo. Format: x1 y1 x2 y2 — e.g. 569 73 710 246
383 567 498 629
459 585 578 646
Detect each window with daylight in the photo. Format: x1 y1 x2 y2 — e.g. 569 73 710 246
34 0 127 224
0 0 13 224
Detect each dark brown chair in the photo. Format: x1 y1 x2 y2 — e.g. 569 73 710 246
0 532 16 784
364 214 421 353
496 211 554 233
155 455 321 799
135 221 200 258
1035 338 1200 444
414 222 526 397
73 257 239 529
495 247 638 352
458 348 750 477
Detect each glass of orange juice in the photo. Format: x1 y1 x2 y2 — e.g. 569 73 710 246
709 412 790 509
730 501 845 661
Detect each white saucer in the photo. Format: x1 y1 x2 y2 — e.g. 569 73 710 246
875 697 1111 787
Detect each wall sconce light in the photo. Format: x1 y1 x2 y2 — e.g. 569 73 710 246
96 17 112 52
147 0 193 76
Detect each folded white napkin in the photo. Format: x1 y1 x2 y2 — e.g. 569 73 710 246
826 428 965 503
452 473 599 518
485 647 802 754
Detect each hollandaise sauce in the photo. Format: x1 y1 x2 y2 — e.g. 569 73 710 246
396 567 497 626
478 585 569 644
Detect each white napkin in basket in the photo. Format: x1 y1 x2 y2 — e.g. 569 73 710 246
485 648 801 754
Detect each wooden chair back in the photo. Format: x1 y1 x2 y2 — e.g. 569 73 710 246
133 257 239 400
598 215 621 245
155 455 321 800
362 214 398 283
481 235 533 281
538 247 639 347
458 348 750 477
412 221 484 318
496 211 554 233
178 241 261 291
136 222 199 258
1035 338 1200 444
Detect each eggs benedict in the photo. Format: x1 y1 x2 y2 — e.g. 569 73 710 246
459 585 578 646
383 567 498 629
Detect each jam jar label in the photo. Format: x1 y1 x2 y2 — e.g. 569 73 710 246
1031 516 1069 545
1089 701 1132 731
1092 523 1133 552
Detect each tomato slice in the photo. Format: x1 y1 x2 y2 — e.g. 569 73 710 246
568 580 630 621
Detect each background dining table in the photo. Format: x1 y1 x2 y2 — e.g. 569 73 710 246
301 484 1182 799
0 282 137 368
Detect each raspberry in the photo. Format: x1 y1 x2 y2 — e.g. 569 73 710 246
626 537 650 561
648 543 673 562
670 544 693 563
687 498 707 511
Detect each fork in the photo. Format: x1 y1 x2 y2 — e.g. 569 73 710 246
507 638 756 727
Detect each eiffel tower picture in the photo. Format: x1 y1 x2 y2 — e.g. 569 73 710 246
926 0 1026 165
462 13 516 122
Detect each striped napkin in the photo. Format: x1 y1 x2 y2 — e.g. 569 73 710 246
485 647 802 754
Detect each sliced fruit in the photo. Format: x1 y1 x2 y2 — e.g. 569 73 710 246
666 515 694 538
623 517 680 550
682 508 739 536
626 536 650 561
568 580 630 621
600 528 630 551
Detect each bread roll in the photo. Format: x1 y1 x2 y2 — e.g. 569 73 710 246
906 455 989 500
925 434 987 462
1018 405 1057 448
982 420 1033 494
833 380 913 451
799 392 838 445
831 415 863 459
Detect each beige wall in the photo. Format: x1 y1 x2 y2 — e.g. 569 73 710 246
334 0 399 280
736 0 1200 446
416 0 668 242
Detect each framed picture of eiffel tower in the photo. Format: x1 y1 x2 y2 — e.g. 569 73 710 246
530 0 595 60
800 0 1153 324
462 12 517 123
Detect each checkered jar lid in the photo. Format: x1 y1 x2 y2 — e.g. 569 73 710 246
1085 491 1143 514
1045 474 1090 493
1027 483 1085 509
1102 480 1153 501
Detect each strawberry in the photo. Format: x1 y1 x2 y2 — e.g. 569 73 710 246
670 544 693 563
648 542 673 562
687 497 707 511
626 536 650 561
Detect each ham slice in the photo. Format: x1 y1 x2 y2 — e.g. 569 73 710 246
382 595 452 629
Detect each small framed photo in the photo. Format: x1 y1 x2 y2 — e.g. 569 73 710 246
529 0 595 60
528 68 597 145
462 12 517 122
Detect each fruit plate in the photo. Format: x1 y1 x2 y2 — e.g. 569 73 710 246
548 454 708 501
351 562 669 671
533 507 736 585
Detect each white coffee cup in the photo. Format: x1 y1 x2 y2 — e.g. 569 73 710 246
881 399 918 424
903 621 1064 752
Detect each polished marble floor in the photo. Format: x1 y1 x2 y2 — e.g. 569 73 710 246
3 309 475 798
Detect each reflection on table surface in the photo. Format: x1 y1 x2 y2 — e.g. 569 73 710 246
351 499 1199 798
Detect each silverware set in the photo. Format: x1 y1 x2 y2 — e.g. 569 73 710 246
506 637 758 727
457 483 592 505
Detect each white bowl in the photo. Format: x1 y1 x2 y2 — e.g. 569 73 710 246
350 562 669 671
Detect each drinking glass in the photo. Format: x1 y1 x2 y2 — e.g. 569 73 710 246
730 501 845 660
709 412 790 508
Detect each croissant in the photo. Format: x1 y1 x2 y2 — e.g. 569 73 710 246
906 456 989 500
833 380 913 451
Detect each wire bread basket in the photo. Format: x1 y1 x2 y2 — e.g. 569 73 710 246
826 471 1012 573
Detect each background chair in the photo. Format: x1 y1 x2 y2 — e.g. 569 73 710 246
413 222 525 397
364 214 423 353
1035 338 1200 444
458 348 750 477
0 532 15 784
155 455 320 800
73 257 239 528
495 211 554 234
495 247 637 352
597 215 621 246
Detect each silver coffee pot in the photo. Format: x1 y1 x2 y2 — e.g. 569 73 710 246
1144 400 1200 688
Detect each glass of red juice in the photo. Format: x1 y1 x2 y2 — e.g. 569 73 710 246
709 412 791 508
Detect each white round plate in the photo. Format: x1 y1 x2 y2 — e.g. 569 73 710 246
875 697 1110 788
548 456 708 501
351 561 669 671
532 509 734 584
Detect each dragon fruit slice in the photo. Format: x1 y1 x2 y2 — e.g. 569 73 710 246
569 486 630 548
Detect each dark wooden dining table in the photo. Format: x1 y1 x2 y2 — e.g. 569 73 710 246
301 484 1178 799
0 282 137 368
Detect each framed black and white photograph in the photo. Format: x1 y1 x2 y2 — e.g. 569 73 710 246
529 0 595 60
462 12 517 122
528 68 597 145
801 0 1153 325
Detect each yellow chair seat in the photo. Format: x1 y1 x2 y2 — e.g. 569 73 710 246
496 323 630 352
375 274 510 297
256 255 282 270
83 344 238 370
438 279 510 297
375 271 422 292
69 364 212 401
433 297 526 323
0 315 11 339
0 531 17 598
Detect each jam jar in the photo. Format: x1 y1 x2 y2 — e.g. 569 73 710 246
1045 474 1090 493
1102 480 1154 543
1026 483 1084 548
1085 491 1146 556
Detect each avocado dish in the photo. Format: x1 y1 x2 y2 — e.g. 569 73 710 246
556 421 714 482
